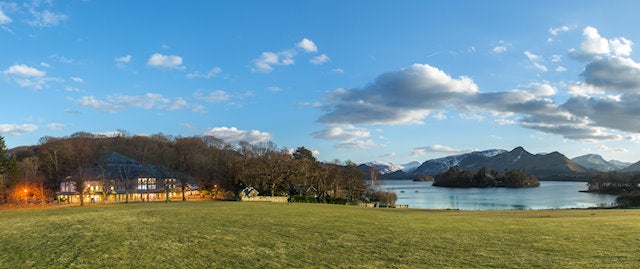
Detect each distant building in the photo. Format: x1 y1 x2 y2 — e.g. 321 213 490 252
57 152 198 204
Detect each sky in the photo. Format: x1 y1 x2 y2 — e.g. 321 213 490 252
3 0 640 165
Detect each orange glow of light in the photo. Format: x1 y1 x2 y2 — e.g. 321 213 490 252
23 188 28 193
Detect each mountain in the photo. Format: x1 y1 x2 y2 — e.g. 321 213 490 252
363 161 405 174
401 161 421 173
609 160 632 170
572 154 619 172
412 147 589 181
620 161 640 173
411 149 507 177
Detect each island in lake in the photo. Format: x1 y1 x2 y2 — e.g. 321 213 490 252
433 167 540 188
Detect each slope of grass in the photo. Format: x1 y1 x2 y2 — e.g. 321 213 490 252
1 202 639 268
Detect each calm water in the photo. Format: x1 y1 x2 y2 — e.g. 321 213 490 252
380 180 616 210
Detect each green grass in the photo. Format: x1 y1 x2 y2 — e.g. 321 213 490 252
1 202 639 268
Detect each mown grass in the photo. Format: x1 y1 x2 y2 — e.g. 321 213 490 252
1 202 639 268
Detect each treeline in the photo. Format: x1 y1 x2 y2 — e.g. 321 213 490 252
433 167 540 188
587 172 640 207
0 133 390 206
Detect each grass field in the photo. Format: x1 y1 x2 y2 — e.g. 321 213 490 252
1 202 639 268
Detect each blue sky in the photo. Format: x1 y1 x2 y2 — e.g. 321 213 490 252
3 0 640 164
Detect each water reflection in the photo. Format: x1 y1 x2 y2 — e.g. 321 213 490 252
380 180 616 210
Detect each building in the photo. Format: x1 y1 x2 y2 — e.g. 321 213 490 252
57 152 198 204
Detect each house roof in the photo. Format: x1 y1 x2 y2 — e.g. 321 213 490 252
63 152 193 181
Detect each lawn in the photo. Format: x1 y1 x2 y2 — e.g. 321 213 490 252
1 202 639 268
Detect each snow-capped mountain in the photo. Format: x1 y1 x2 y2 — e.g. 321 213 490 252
609 160 632 170
401 161 421 173
363 161 405 174
411 147 588 180
411 149 507 177
362 161 422 175
572 154 619 172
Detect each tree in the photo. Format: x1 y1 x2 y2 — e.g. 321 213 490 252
0 136 18 205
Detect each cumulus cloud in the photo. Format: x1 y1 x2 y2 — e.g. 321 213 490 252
575 26 633 59
203 126 271 144
187 67 221 79
580 56 640 93
297 38 318 53
3 64 51 89
252 50 297 73
252 38 324 72
0 124 38 136
4 64 45 77
310 54 329 65
147 53 184 69
318 64 478 125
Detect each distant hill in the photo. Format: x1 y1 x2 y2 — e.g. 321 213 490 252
572 154 618 172
620 161 640 173
609 160 632 170
359 161 421 180
411 149 507 177
411 147 589 181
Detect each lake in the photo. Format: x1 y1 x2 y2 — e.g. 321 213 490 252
379 180 617 210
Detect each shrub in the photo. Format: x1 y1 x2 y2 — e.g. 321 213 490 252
616 191 640 208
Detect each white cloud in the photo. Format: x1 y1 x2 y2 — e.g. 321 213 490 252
311 125 370 142
27 9 67 27
3 64 51 89
297 38 318 53
609 37 633 57
75 96 122 113
187 67 222 79
203 126 271 144
549 25 570 35
579 26 611 57
116 55 131 63
252 50 296 73
0 8 12 25
332 68 344 73
71 77 83 83
492 46 507 54
115 55 131 68
46 123 65 131
597 145 628 152
410 144 468 156
75 93 198 113
551 55 562 62
267 86 283 92
4 64 45 77
310 54 329 65
147 53 184 69
252 38 324 72
524 51 548 72
194 90 230 103
0 124 38 136
556 66 567 72
335 139 377 150
318 64 478 125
